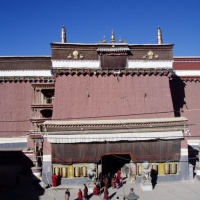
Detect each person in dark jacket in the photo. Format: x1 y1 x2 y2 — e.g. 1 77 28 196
83 184 88 200
65 189 70 200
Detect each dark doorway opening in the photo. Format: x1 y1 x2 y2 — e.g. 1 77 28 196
101 154 131 177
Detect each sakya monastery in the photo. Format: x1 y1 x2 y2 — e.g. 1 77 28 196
0 26 200 186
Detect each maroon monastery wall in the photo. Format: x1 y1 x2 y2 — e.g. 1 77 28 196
181 82 200 137
52 75 174 120
0 82 32 137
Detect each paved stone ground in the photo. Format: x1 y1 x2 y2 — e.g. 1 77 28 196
1 176 200 200
40 178 200 200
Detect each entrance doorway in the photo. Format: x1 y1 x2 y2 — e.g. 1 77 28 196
101 154 131 177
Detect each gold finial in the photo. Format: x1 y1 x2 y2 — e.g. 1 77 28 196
157 26 163 44
111 30 116 43
61 25 67 43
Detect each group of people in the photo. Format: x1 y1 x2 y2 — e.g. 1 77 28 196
111 175 123 188
102 170 123 189
111 170 123 188
63 170 123 200
93 183 109 200
76 183 109 200
77 184 89 200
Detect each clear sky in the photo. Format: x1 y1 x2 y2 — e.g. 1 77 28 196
0 0 200 56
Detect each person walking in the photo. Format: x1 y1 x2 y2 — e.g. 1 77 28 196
78 189 83 200
83 184 88 200
103 186 109 200
93 183 100 195
51 173 57 187
65 189 70 200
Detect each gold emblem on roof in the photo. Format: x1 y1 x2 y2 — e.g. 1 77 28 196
67 50 84 59
143 51 159 59
73 50 79 59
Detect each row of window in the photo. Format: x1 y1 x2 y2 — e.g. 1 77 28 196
52 162 179 179
53 165 89 178
137 162 178 176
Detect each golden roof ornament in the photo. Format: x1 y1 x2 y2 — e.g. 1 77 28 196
157 26 163 44
61 25 67 43
67 50 84 59
143 51 159 59
111 30 116 43
73 50 79 59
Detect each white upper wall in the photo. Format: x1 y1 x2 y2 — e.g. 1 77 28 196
174 70 200 76
52 60 100 69
0 70 52 77
127 60 173 69
52 60 173 69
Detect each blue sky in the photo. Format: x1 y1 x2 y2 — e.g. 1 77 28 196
0 0 200 56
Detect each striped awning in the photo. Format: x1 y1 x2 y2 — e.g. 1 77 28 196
47 131 183 143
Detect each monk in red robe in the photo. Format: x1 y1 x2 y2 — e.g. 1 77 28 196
52 173 57 187
57 172 62 186
93 183 99 195
103 186 109 200
78 189 83 200
117 170 121 180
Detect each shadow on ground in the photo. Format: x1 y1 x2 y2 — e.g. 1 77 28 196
1 173 44 200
